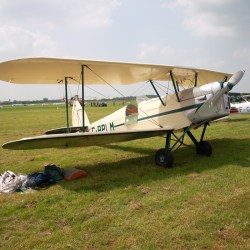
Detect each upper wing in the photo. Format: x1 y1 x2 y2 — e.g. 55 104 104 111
0 57 232 87
2 128 171 150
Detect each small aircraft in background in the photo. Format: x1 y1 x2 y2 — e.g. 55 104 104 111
230 95 250 114
0 58 245 168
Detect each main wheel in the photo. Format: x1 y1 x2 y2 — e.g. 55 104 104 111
196 141 212 156
155 148 173 168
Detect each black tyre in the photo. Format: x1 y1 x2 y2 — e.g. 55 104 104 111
155 148 173 168
196 141 212 156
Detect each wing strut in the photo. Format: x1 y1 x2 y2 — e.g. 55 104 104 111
65 77 70 133
149 80 165 106
81 65 85 128
169 70 180 102
194 72 198 87
176 81 180 92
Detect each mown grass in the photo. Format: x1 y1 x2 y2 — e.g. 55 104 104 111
0 104 249 249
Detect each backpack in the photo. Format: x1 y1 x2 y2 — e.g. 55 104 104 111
44 164 64 182
29 172 54 188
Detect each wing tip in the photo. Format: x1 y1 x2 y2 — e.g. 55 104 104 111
2 141 16 150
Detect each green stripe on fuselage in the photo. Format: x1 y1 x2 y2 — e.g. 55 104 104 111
115 103 202 128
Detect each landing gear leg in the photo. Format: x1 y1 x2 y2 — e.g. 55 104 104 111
155 123 212 168
155 132 173 168
186 123 212 157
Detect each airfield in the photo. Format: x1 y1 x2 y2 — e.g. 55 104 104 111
0 103 249 249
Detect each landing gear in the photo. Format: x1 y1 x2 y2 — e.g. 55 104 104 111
196 141 212 156
155 122 212 168
155 148 173 168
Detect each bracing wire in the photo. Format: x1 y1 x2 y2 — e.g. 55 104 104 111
77 72 110 99
86 66 126 98
85 66 164 128
85 85 110 99
138 108 164 128
57 81 64 99
151 80 173 94
68 84 73 98
131 81 151 97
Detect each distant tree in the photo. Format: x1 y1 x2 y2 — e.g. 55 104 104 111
43 98 49 102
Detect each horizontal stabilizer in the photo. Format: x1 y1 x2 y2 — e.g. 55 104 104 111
45 126 88 135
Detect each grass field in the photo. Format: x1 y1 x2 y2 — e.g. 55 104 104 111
0 104 249 249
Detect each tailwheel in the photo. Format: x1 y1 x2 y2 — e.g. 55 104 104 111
155 148 173 168
196 141 212 157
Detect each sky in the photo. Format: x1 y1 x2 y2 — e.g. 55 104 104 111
0 0 249 101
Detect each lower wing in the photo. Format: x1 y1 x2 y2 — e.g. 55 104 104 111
2 128 172 150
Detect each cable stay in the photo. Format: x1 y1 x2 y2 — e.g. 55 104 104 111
149 80 165 106
85 66 126 98
85 85 110 99
84 66 164 129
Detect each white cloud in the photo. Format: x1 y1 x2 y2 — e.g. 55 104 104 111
138 43 177 63
138 43 194 65
137 42 228 70
66 0 122 29
0 0 121 31
183 12 235 38
0 0 122 59
164 0 249 39
0 25 57 59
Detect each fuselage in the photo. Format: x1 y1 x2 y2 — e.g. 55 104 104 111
87 81 230 133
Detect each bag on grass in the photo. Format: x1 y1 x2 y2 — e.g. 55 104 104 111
29 172 54 188
0 171 21 194
44 164 64 182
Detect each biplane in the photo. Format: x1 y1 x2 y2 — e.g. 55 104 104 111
0 58 245 167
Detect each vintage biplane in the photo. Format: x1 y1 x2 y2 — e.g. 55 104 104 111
0 58 245 167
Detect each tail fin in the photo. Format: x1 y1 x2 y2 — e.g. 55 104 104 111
72 100 90 127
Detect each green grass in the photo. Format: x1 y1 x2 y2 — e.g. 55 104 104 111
0 105 249 249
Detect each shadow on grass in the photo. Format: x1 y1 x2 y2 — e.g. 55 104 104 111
103 143 156 155
228 116 250 122
58 137 250 193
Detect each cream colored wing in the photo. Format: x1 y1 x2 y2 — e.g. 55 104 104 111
0 58 232 87
2 129 172 150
